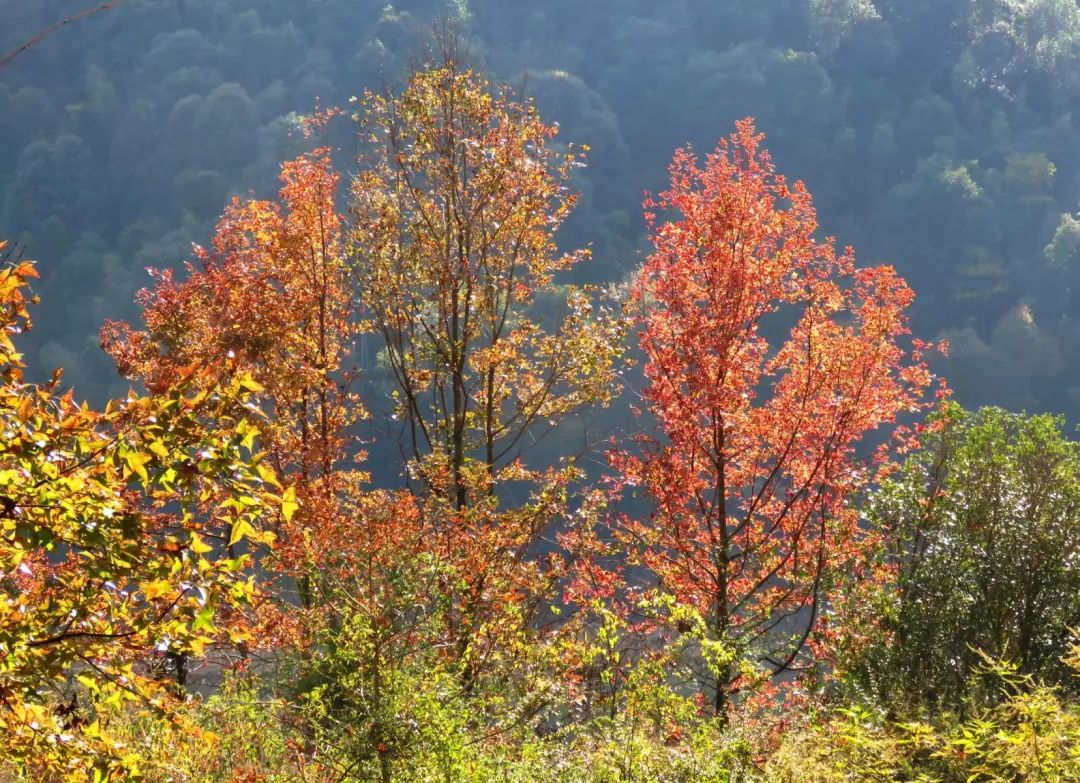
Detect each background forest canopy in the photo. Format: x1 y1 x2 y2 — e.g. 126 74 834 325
4 1 1080 782
7 0 1080 417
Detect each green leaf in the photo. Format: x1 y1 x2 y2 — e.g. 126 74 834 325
192 604 215 634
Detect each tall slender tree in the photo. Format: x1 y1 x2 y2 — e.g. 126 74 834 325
349 46 625 691
596 119 944 717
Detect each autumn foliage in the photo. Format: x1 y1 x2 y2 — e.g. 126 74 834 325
7 57 1034 783
101 122 359 598
0 243 277 779
349 57 625 697
571 120 947 718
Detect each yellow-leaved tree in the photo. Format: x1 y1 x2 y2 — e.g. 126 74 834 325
0 242 278 781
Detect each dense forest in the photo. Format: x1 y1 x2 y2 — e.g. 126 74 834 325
3 1 1080 781
5 0 1080 414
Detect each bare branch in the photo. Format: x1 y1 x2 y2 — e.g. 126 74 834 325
0 1 124 70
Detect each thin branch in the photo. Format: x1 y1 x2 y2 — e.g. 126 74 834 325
0 1 125 70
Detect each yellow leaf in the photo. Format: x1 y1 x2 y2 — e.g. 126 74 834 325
256 462 281 488
123 449 152 483
281 486 298 522
237 420 257 451
238 375 264 393
187 635 207 657
189 532 213 555
142 579 173 601
228 519 255 547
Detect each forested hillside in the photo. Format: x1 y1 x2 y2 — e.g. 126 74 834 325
4 0 1080 413
3 2 1080 782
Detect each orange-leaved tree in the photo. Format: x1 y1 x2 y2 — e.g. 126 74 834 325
588 120 945 719
349 50 626 698
0 243 276 780
99 127 439 781
101 123 362 616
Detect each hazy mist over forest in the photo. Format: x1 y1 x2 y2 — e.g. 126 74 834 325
5 0 1080 414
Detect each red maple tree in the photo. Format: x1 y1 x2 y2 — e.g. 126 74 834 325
589 119 945 716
